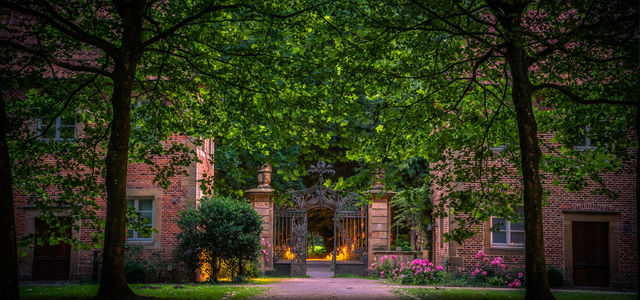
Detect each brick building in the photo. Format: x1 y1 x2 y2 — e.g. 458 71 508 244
12 125 214 281
429 134 637 290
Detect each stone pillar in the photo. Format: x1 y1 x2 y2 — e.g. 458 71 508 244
367 171 395 266
245 165 275 273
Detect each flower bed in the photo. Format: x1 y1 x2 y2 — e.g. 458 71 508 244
370 255 446 285
369 250 525 288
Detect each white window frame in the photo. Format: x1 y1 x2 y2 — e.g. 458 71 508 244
573 125 597 151
490 144 507 152
490 209 525 248
126 197 154 242
38 115 76 141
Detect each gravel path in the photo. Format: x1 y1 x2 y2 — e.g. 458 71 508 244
249 263 400 300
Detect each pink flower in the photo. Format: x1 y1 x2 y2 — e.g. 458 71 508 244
436 266 444 271
482 271 487 276
391 255 396 259
518 272 523 278
380 271 384 275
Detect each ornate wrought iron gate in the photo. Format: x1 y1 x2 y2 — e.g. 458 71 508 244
273 162 368 275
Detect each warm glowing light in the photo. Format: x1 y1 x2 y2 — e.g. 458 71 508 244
283 247 296 260
325 245 354 261
199 251 211 281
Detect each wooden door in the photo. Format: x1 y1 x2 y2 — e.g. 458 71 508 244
572 221 609 287
32 218 71 280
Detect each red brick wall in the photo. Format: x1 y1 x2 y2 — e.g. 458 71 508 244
12 133 214 281
431 134 637 290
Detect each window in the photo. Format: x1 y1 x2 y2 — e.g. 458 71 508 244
491 207 524 247
38 114 76 141
572 125 598 150
127 198 153 241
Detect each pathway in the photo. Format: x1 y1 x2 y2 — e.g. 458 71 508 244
249 261 400 300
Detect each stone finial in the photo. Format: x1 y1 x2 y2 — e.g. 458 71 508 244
372 169 385 189
257 164 272 187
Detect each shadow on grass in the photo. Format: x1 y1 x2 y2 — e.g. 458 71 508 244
20 283 265 300
393 288 637 300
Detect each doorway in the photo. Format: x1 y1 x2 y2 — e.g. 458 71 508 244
572 221 609 287
32 218 71 281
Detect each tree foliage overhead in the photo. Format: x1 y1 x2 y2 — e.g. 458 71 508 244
302 1 638 299
0 0 352 297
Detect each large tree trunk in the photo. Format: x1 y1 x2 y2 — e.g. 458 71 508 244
636 106 639 295
488 1 555 299
507 44 555 300
97 3 144 298
510 55 554 300
97 73 135 299
0 96 20 300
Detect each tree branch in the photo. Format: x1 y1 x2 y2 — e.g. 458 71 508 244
143 3 244 48
0 40 113 78
533 83 638 106
0 1 119 57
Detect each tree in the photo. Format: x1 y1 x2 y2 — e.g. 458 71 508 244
0 0 337 298
0 95 18 299
310 1 637 298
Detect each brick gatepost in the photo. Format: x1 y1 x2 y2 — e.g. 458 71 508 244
367 174 395 266
245 165 275 273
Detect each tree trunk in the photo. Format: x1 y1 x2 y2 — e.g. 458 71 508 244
97 3 145 298
0 96 20 300
97 74 135 299
636 106 639 296
507 45 556 300
486 1 555 298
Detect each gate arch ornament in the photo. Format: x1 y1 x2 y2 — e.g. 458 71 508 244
273 162 368 273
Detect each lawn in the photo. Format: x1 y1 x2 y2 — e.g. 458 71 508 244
215 276 287 285
394 288 637 300
20 283 266 300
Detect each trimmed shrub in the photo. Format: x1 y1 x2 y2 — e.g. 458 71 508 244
175 196 262 282
124 244 167 283
547 266 564 288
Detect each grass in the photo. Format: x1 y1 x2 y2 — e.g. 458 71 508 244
214 276 287 285
20 283 265 300
394 288 637 300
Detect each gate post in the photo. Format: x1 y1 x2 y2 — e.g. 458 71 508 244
367 172 395 267
245 165 275 273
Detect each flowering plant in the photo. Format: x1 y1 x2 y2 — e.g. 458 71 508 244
370 255 446 285
260 238 272 264
471 250 523 288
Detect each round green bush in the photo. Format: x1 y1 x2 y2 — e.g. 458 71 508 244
125 261 147 283
547 266 564 288
175 196 263 282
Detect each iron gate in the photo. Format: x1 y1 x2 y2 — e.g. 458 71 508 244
273 162 368 275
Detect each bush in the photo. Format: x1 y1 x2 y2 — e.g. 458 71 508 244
470 250 524 288
125 260 147 283
175 196 263 282
370 255 446 285
547 266 564 287
124 244 167 283
393 234 412 251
